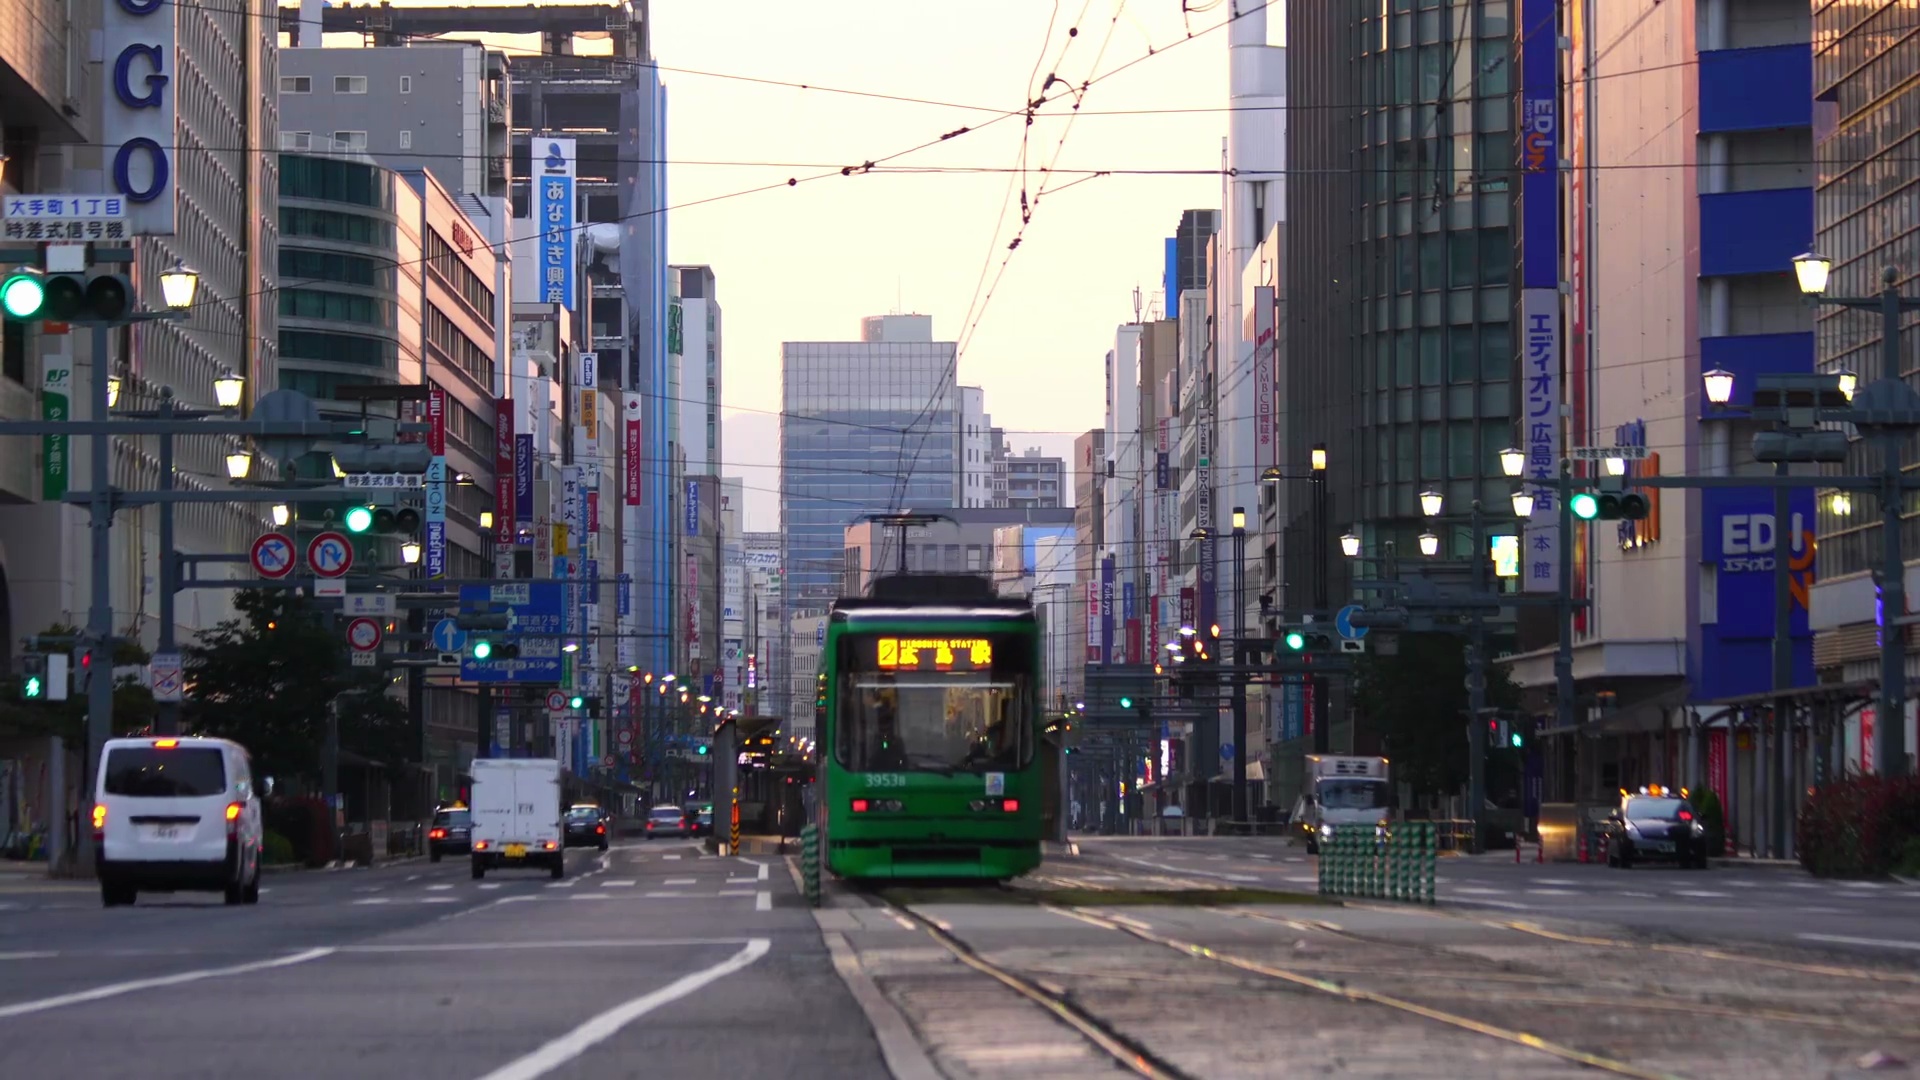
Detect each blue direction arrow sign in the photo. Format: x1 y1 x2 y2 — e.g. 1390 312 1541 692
458 583 565 682
1335 604 1369 640
1220 743 1236 761
432 618 468 655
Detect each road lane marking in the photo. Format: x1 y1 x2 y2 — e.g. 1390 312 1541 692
602 880 636 888
664 878 695 885
479 883 502 890
353 898 392 905
0 952 58 960
570 893 610 901
473 939 771 1080
643 891 684 898
342 939 749 954
420 897 458 904
739 859 771 882
663 854 682 861
1798 932 1920 952
1671 890 1732 898
0 948 334 1020
1526 889 1577 896
719 890 755 897
756 891 771 911
427 884 454 891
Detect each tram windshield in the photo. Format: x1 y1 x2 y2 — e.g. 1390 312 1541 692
836 633 1032 774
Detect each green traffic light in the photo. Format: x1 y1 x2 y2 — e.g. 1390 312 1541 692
697 745 709 756
1570 492 1600 521
1 273 46 319
569 695 584 709
1285 630 1306 651
472 640 493 660
344 505 375 533
22 675 42 699
1119 697 1133 709
1510 732 1523 748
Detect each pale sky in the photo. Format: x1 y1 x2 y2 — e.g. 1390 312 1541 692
337 1 1253 529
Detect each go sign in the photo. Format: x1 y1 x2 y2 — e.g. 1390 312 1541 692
103 0 178 230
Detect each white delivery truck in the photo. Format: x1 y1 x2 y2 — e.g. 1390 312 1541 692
1292 755 1393 854
469 758 565 880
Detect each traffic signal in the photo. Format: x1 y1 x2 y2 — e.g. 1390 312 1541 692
344 504 421 535
568 694 585 709
0 269 134 323
696 743 710 757
1572 475 1647 521
18 654 47 701
344 505 375 533
1279 627 1335 653
1119 696 1134 710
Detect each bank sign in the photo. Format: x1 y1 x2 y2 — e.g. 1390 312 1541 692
1697 487 1815 698
105 0 178 233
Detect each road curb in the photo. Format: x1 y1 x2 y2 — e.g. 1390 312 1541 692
1708 857 1801 870
817 927 943 1080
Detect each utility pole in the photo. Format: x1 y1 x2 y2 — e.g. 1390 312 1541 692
1230 507 1247 824
1465 499 1488 855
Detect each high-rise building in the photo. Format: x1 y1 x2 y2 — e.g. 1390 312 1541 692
999 447 1067 510
0 0 279 657
277 43 514 202
674 266 722 476
779 314 961 608
961 385 992 507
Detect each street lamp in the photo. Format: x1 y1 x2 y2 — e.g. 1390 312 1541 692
1499 446 1526 478
1310 444 1327 472
562 642 580 653
158 261 200 310
1603 456 1628 477
1418 489 1444 517
107 376 122 410
212 370 244 410
223 450 251 479
400 540 422 565
1340 530 1361 558
271 503 290 527
479 510 494 531
1829 491 1852 516
1417 531 1440 557
1837 370 1859 401
1231 507 1246 530
1702 368 1736 406
1792 249 1832 297
1511 490 1536 518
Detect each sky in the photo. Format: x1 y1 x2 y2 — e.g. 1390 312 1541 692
344 1 1255 530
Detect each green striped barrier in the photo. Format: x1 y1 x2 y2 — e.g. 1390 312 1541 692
801 824 821 908
1316 822 1435 904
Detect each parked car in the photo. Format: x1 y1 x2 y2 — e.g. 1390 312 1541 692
93 736 263 908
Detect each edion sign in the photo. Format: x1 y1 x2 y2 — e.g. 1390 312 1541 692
104 0 178 234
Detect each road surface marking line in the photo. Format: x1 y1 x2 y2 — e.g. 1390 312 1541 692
478 883 502 890
420 897 458 904
663 854 682 861
427 884 454 891
0 948 334 1020
342 939 749 954
756 892 772 912
498 895 535 904
0 952 59 960
664 877 696 885
739 858 771 881
643 891 685 898
602 880 636 888
726 876 757 885
352 898 392 905
570 893 610 901
472 938 770 1080
719 890 755 897
1798 932 1920 952
1671 890 1731 898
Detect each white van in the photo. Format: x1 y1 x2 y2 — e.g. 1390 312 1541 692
93 736 264 907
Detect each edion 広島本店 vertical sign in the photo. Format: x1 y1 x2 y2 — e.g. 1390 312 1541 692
104 0 178 234
425 387 448 579
494 397 515 545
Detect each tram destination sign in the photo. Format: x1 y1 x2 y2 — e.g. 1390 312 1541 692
874 638 993 671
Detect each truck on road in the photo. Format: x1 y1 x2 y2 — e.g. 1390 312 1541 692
469 758 565 880
1291 755 1393 854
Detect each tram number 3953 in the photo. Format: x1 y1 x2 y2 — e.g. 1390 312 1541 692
866 773 907 788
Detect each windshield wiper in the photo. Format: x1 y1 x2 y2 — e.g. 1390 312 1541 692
907 756 960 776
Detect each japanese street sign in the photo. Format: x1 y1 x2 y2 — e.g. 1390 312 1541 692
346 617 383 652
546 691 566 713
1567 445 1649 461
250 533 296 579
1 194 129 241
343 593 396 617
341 473 426 489
351 651 378 667
431 619 467 654
307 532 353 578
149 651 183 703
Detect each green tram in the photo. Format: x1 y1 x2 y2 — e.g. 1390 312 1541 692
815 573 1044 881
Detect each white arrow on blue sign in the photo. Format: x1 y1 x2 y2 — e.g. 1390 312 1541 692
432 618 468 654
1335 604 1369 640
1220 743 1236 761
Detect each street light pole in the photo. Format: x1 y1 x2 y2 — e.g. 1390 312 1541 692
1231 506 1247 825
1555 462 1577 771
83 321 114 874
1795 253 1920 779
1311 447 1331 755
1770 459 1792 858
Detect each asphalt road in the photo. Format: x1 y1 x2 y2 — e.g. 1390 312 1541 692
0 839 889 1080
1065 835 1920 961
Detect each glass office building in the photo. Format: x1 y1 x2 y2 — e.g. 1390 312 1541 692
781 315 961 606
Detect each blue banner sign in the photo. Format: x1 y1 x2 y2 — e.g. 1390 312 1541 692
535 137 576 309
514 433 534 521
685 479 699 535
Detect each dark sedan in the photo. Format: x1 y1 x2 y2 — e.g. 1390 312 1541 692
1603 788 1710 869
564 805 609 850
428 806 471 862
